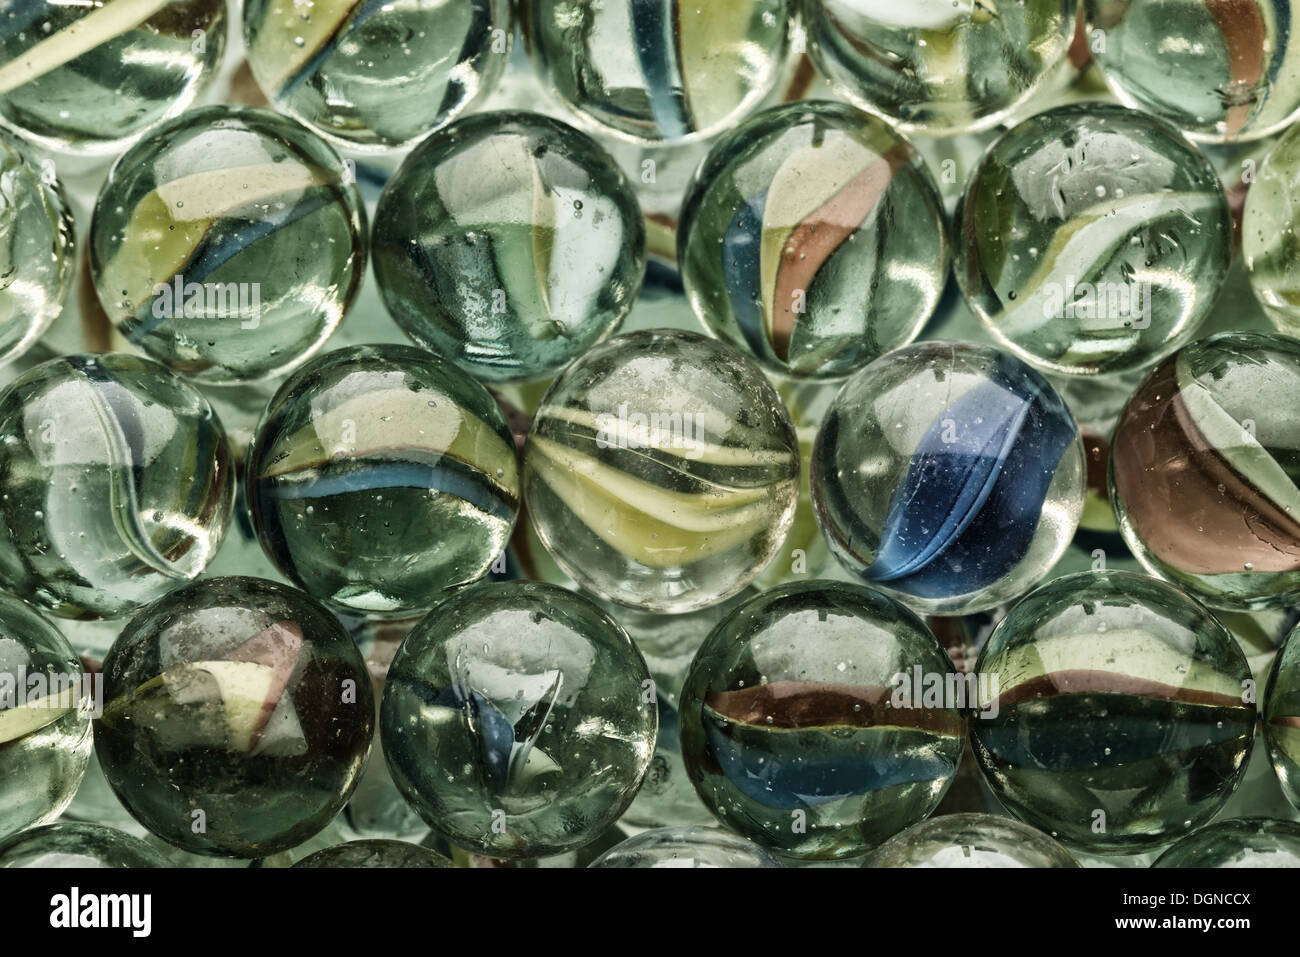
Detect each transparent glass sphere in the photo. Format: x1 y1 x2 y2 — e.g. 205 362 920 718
244 0 512 151
679 101 948 380
955 103 1231 377
971 570 1255 853
0 353 234 619
89 106 367 384
680 580 966 860
802 0 1078 137
523 329 800 612
525 0 793 144
1111 333 1300 611
0 595 91 840
380 581 657 860
95 577 375 858
246 344 521 619
0 0 228 154
372 111 646 384
812 340 1085 615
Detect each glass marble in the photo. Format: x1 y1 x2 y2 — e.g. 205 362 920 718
801 0 1078 136
95 577 375 858
0 132 74 366
1111 333 1300 611
1151 818 1300 867
525 0 792 143
588 826 781 868
971 570 1255 853
1244 122 1300 336
0 0 227 154
811 340 1085 616
1086 0 1300 143
294 839 455 869
523 329 800 613
244 0 512 151
862 813 1079 867
955 104 1232 377
246 344 520 618
680 581 966 861
678 101 948 380
0 595 91 840
0 353 234 620
1264 622 1300 814
89 106 367 384
372 111 646 384
0 823 166 868
380 581 657 860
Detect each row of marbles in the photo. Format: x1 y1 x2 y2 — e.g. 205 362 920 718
3 567 1300 865
14 91 1300 407
10 2 1300 154
3 323 1300 631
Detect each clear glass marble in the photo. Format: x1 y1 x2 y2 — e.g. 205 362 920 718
246 344 521 619
522 329 800 612
971 570 1256 852
244 0 513 151
588 826 781 868
525 0 793 143
380 581 657 860
372 111 645 384
0 132 74 365
0 0 228 154
802 0 1079 136
679 101 948 379
89 106 367 384
811 340 1085 615
680 580 966 860
1111 333 1300 610
1086 0 1300 143
0 595 91 840
95 576 375 858
863 813 1079 867
0 353 234 619
955 103 1232 376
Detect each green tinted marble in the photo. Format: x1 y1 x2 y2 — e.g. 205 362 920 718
89 106 367 384
0 0 227 154
1087 0 1300 143
381 582 656 860
247 344 520 618
956 104 1231 376
0 822 166 868
244 0 511 150
0 595 91 840
802 0 1077 136
0 132 74 365
1153 818 1300 867
95 577 374 858
1263 622 1300 815
0 353 234 620
373 111 646 383
294 839 455 868
1244 121 1300 336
